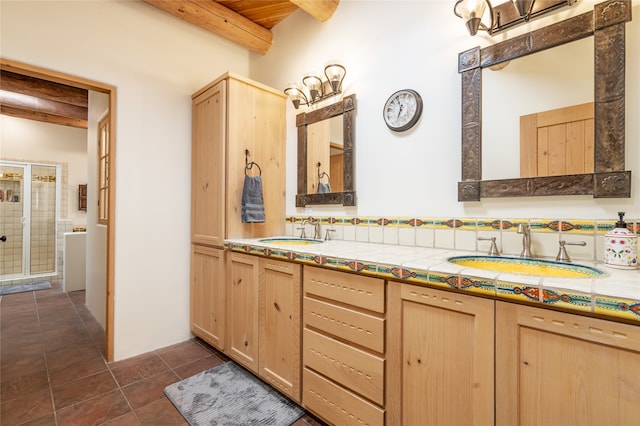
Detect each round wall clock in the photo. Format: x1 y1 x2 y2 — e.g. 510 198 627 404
383 89 423 132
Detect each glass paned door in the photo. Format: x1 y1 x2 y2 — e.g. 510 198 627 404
0 161 60 281
30 165 58 274
0 164 25 278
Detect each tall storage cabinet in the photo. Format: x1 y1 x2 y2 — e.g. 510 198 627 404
190 73 286 351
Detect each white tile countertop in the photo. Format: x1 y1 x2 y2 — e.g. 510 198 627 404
225 237 640 324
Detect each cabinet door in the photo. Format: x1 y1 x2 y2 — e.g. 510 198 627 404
190 245 225 350
386 282 495 426
496 302 640 426
226 252 259 372
226 77 286 240
192 81 226 246
258 258 301 402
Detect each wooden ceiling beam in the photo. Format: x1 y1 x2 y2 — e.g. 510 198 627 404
290 0 339 22
1 71 88 108
1 104 88 128
0 68 88 128
143 0 274 55
0 90 88 126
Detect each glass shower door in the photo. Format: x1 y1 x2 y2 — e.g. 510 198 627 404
0 162 59 281
0 164 25 279
30 165 58 275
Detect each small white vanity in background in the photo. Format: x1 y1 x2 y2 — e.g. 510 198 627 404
63 231 86 292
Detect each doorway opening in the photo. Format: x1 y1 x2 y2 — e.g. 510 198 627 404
1 58 117 361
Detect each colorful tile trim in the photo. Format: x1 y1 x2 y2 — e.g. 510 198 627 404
539 288 591 312
559 220 596 235
496 281 541 303
530 218 562 233
594 296 640 321
459 275 495 296
426 271 458 290
477 218 502 231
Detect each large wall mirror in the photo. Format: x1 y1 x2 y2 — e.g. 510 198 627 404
458 0 631 201
296 94 356 206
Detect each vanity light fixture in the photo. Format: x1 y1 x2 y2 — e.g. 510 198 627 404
454 0 495 36
454 0 575 36
284 63 346 109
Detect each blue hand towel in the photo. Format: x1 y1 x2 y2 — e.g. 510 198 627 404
241 174 266 223
317 182 332 194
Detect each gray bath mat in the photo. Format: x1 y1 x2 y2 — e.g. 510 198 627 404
164 361 304 426
0 281 51 295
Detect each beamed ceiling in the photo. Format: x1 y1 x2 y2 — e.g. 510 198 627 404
0 0 339 128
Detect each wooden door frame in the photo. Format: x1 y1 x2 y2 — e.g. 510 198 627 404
1 58 117 361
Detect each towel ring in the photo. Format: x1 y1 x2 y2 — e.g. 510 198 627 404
245 149 262 176
317 162 330 182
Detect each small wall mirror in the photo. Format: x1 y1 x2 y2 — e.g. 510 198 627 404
296 94 356 207
457 0 631 201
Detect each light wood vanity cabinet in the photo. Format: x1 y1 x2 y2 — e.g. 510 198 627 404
302 266 386 426
190 245 225 351
386 281 495 426
226 252 302 402
226 252 260 373
259 258 302 402
496 302 640 426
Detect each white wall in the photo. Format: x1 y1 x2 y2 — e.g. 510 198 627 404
251 0 640 220
1 0 250 360
0 115 88 227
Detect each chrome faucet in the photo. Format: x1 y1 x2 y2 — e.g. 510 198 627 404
517 224 533 258
299 218 321 239
310 218 321 239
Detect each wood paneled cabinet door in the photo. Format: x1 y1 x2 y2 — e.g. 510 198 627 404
191 80 225 247
226 252 260 373
258 258 301 402
386 282 495 426
190 245 225 351
496 302 640 426
191 73 286 247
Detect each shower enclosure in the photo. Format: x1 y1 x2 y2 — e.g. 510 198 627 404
0 161 61 286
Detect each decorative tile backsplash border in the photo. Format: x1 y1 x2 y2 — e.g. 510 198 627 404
285 216 638 262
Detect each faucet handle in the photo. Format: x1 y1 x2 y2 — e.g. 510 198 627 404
555 240 586 262
478 236 500 256
324 228 336 241
298 219 308 238
297 227 306 238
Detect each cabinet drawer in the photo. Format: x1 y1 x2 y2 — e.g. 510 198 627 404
304 266 384 313
303 297 385 353
304 328 384 405
303 368 384 426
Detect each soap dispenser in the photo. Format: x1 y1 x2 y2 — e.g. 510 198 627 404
604 212 638 269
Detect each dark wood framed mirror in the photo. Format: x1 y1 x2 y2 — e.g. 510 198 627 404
296 94 356 207
457 0 631 201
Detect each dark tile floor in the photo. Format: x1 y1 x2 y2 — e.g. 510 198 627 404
1 281 324 426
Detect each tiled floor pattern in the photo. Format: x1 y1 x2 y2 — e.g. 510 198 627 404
1 281 324 426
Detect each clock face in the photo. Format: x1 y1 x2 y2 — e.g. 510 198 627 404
383 89 423 132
